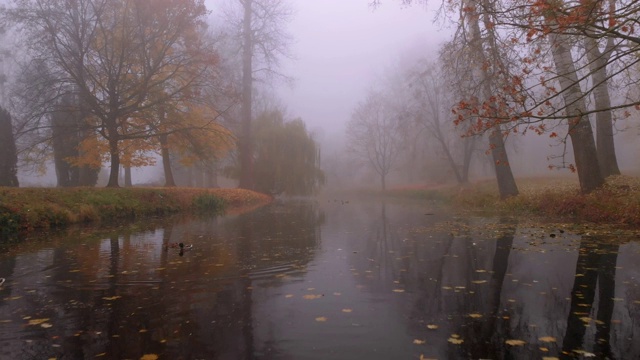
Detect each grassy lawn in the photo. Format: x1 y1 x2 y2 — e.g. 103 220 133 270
385 175 640 226
0 187 272 233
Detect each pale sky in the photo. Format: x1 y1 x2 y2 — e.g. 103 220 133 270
207 0 448 140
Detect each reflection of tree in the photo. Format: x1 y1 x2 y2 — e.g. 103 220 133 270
561 238 619 359
459 219 517 359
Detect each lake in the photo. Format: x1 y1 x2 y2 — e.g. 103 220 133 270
1 198 639 359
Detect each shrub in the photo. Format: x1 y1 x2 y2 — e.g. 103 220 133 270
192 194 226 214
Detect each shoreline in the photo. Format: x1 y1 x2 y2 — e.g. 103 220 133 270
0 187 273 233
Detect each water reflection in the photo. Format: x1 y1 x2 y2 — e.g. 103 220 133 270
0 199 639 359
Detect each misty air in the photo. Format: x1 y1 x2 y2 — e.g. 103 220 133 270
1 0 639 359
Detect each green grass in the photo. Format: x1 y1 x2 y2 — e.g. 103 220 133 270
0 187 272 232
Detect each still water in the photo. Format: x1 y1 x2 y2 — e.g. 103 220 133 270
0 198 639 359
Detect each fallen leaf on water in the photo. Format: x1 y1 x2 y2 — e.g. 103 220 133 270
413 339 425 345
333 292 341 296
285 294 294 298
540 347 549 352
27 318 50 326
542 357 559 360
419 355 437 360
95 353 106 357
426 324 438 330
572 350 596 357
392 289 405 293
471 280 487 284
102 296 121 301
315 316 327 322
468 313 482 319
40 323 53 328
539 336 557 343
442 286 453 290
342 309 352 313
505 339 526 346
140 355 158 360
303 294 322 300
447 337 463 345
579 317 592 324
475 269 487 273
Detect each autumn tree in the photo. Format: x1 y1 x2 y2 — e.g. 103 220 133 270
4 0 218 187
347 91 405 191
0 106 19 187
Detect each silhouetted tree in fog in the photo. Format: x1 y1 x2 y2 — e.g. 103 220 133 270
0 106 18 187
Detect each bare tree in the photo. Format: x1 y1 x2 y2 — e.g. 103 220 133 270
223 0 293 189
347 91 405 191
0 106 18 187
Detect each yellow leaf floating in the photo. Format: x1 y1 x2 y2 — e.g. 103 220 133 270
542 357 559 360
413 339 425 345
392 289 405 293
471 280 487 284
468 313 483 319
285 294 294 298
302 294 322 300
426 324 438 330
315 316 327 322
538 336 557 343
40 323 53 329
27 318 50 326
448 337 464 345
140 355 159 360
342 309 353 313
102 296 122 301
505 339 526 346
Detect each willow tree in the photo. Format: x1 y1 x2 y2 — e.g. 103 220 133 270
5 0 216 187
251 110 324 195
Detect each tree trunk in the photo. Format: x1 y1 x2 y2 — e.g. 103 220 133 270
467 0 519 198
124 166 132 187
489 129 519 199
0 107 19 187
381 173 386 192
239 0 254 189
106 137 120 188
549 30 604 193
584 36 620 177
159 134 176 187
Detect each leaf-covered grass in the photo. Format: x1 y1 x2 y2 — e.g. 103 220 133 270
385 175 640 226
0 187 272 233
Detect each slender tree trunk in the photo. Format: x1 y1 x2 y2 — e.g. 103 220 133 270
0 107 19 187
548 30 604 193
467 0 519 198
239 0 254 189
381 174 386 192
159 134 176 187
124 166 132 187
584 36 620 177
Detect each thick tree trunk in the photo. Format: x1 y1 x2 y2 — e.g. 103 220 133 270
549 31 604 193
239 0 254 189
159 134 176 187
584 36 620 177
466 0 519 198
489 129 519 199
106 137 120 188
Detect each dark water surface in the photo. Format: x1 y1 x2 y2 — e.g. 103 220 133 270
1 199 639 359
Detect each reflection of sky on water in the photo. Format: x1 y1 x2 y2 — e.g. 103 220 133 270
0 199 639 359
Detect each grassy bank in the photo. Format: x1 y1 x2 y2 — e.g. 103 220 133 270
386 175 640 226
0 187 272 233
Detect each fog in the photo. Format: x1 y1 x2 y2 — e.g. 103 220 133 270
4 0 640 191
